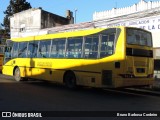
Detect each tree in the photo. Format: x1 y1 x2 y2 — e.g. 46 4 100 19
0 24 5 44
1 0 32 37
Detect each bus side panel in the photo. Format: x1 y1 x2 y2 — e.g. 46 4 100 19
18 58 65 83
75 71 102 87
3 65 14 76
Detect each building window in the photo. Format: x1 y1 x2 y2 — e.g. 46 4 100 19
20 24 26 32
20 27 25 32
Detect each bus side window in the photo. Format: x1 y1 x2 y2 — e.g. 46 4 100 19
50 40 58 58
67 37 83 58
27 41 38 58
57 39 65 58
75 37 83 58
18 42 28 58
12 42 19 58
38 40 51 58
67 38 74 58
108 34 115 54
50 39 65 58
84 35 98 59
100 34 115 58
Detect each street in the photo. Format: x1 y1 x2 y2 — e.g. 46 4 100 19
0 74 160 111
0 74 160 119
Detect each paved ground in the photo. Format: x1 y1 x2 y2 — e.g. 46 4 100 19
0 74 160 120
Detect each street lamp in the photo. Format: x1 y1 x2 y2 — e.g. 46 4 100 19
75 9 78 24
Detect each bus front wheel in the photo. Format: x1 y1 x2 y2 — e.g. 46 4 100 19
14 67 22 82
64 71 77 89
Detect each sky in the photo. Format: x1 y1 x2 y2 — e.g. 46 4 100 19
0 0 160 24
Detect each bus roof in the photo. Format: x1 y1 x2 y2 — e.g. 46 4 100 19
10 26 152 42
10 27 111 42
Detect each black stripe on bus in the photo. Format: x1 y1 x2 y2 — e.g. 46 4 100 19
55 69 101 74
126 48 153 57
4 65 101 74
66 70 101 74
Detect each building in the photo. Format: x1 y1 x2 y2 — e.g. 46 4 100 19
93 0 160 20
93 0 160 78
10 8 74 38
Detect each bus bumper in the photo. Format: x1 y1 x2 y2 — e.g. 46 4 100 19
114 78 154 88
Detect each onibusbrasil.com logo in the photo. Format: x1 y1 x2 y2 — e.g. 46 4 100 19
1 112 42 118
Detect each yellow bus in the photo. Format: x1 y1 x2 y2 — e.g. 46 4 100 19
2 26 154 88
0 45 5 72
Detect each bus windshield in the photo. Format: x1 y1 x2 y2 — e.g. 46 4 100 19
127 28 152 47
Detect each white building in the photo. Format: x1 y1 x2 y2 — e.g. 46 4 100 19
93 0 160 20
10 8 74 38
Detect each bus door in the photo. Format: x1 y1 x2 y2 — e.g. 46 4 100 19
4 46 12 64
4 40 13 64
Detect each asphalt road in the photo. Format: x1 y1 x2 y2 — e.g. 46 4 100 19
0 74 160 119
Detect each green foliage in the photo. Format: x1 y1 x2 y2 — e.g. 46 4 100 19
0 25 7 44
1 0 32 38
0 30 6 45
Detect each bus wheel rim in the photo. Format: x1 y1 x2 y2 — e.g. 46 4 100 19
15 68 21 81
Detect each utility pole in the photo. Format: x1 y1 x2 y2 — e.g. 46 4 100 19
75 9 78 24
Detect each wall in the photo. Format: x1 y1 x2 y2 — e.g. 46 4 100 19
93 0 160 20
10 8 73 38
41 10 70 29
10 8 41 38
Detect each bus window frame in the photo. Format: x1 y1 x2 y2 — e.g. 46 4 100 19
6 28 121 60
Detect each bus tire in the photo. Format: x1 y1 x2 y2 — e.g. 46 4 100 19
14 67 22 82
64 71 77 89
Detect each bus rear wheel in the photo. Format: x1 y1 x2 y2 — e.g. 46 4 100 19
64 71 77 89
14 67 22 82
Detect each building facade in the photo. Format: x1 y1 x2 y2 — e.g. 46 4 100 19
93 0 160 20
10 8 74 38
